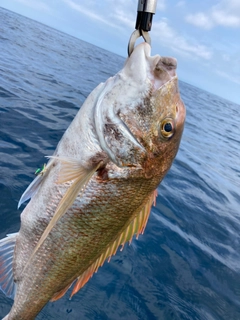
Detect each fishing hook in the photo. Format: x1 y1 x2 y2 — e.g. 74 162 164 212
128 0 157 56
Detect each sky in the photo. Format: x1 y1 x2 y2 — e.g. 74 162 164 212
0 0 240 104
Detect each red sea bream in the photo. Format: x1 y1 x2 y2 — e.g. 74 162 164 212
0 43 185 319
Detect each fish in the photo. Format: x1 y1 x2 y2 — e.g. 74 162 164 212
0 42 185 320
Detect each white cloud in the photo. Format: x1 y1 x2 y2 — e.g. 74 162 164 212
152 19 212 60
62 0 166 31
14 0 50 12
176 1 186 8
215 70 240 85
62 0 123 30
156 0 166 11
211 9 240 27
222 53 230 61
185 12 213 29
111 9 135 29
185 0 240 29
61 0 212 61
111 0 166 29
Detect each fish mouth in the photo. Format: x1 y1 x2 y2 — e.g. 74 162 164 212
133 42 178 91
125 42 178 92
124 42 180 97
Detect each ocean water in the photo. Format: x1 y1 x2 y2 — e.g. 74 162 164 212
0 6 240 320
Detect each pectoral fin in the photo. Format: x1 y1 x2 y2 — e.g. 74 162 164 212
23 157 102 275
46 156 89 184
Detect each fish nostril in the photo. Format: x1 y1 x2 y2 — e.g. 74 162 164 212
154 66 171 85
155 57 177 80
160 57 177 70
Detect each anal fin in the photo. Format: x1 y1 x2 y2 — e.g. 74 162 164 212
0 233 18 299
50 282 73 302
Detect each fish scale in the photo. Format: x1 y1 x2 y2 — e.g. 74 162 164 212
11 175 155 319
0 43 185 319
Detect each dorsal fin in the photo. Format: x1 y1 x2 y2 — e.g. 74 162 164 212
50 189 157 301
0 233 18 299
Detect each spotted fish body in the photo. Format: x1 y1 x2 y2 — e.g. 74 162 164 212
0 43 185 319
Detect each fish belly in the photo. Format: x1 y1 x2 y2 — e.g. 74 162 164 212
8 171 158 319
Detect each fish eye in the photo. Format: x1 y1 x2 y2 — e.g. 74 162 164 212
160 118 175 139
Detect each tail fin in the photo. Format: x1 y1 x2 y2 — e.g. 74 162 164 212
0 233 18 299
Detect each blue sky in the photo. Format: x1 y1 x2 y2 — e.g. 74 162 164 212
1 0 240 104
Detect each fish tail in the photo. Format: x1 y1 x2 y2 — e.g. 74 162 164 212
0 233 18 300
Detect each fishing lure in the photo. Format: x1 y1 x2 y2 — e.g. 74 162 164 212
35 164 47 176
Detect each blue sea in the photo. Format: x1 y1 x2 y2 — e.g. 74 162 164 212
0 7 240 320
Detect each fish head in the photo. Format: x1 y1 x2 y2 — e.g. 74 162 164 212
118 43 186 175
94 43 185 175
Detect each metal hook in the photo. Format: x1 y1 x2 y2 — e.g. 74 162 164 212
128 29 151 57
128 0 157 56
